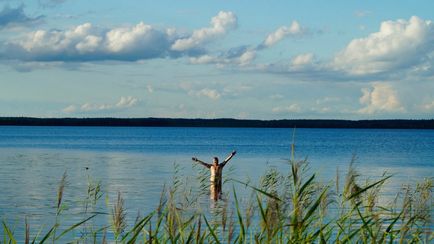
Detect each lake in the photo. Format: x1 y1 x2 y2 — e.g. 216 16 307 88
0 126 433 239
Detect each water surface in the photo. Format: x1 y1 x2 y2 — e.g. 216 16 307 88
1 126 433 239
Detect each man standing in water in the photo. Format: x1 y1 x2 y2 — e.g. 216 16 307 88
192 151 236 200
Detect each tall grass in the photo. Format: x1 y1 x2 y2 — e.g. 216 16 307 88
1 156 432 243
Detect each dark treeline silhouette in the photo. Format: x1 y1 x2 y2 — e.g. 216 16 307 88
0 117 433 129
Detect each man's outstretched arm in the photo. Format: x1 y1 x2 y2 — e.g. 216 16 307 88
192 157 212 168
221 150 236 167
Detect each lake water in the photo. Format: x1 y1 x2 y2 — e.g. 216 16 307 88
0 126 433 239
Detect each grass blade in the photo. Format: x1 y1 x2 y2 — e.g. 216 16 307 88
2 221 17 244
230 178 281 201
302 187 328 224
233 187 245 242
347 175 392 200
38 225 56 244
356 206 375 239
126 213 154 243
298 173 315 197
55 214 97 240
203 215 220 244
256 194 267 227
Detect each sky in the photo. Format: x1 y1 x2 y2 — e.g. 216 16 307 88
0 0 433 119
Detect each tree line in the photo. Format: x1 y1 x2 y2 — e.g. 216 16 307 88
0 117 433 129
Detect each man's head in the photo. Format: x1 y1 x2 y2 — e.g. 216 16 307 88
213 157 219 166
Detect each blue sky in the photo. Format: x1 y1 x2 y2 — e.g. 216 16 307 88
1 0 433 119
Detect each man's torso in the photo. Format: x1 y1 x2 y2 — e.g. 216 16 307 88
210 165 223 182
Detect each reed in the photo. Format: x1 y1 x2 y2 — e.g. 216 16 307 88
1 156 432 243
112 192 127 239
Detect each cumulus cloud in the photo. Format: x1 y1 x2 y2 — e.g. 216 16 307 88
194 88 221 100
189 54 217 64
116 96 138 108
4 11 432 85
258 16 434 82
333 16 434 76
272 104 301 113
259 52 325 77
291 53 314 66
358 83 404 114
4 22 171 61
261 21 303 48
423 100 434 111
62 96 138 113
105 22 171 58
189 49 256 66
171 11 237 51
240 50 257 65
62 104 76 113
188 44 256 66
288 53 317 71
1 11 237 62
1 11 308 70
188 20 305 67
179 81 248 100
0 5 43 28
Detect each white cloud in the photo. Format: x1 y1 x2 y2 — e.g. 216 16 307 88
262 16 434 81
272 104 301 113
187 20 307 67
291 53 314 66
423 100 434 110
2 11 240 62
261 16 434 82
354 10 372 18
195 88 221 100
105 22 165 54
291 53 314 70
358 83 404 114
171 11 237 51
333 16 434 75
4 12 433 87
116 96 138 108
315 96 341 105
62 105 76 113
315 107 331 113
19 22 98 52
180 81 226 100
262 21 303 47
270 94 284 100
189 54 219 64
189 48 256 66
238 50 256 66
5 22 170 61
76 35 102 53
63 96 138 113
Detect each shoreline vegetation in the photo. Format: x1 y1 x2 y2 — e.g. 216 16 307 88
0 117 434 129
1 156 432 243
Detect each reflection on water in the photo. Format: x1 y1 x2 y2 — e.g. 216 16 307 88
0 126 433 239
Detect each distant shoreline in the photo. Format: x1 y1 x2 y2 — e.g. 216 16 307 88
1 117 433 129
